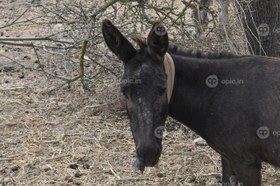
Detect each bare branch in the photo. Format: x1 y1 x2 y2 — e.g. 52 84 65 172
90 0 120 18
0 37 73 44
0 7 30 29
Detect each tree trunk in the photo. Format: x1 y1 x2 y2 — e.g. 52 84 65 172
238 0 280 57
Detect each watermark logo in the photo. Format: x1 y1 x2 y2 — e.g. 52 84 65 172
101 77 141 89
256 126 280 139
257 23 280 36
258 24 269 36
257 126 270 139
205 75 244 88
121 78 141 85
206 75 218 88
154 126 165 138
221 79 244 86
154 24 167 36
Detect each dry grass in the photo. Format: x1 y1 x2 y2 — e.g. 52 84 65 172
0 83 220 185
0 60 221 185
1 0 280 185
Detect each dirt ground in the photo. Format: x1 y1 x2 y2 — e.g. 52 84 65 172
1 0 280 185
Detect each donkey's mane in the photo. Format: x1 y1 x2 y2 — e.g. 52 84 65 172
132 37 236 59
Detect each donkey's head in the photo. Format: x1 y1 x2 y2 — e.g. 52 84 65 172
102 20 170 172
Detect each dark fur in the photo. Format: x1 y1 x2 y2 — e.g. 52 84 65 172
102 19 280 186
132 37 236 59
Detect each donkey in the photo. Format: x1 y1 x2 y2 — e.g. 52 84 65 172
102 19 280 185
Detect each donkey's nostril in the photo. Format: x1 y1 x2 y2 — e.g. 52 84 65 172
136 144 160 163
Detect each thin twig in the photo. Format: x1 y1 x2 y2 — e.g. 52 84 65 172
0 157 15 161
90 0 120 18
0 37 73 44
85 54 117 76
0 7 30 29
0 53 30 69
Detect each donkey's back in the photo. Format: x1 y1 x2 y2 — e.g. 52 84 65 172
169 53 280 185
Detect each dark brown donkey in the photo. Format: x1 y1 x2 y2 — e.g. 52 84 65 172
102 19 280 186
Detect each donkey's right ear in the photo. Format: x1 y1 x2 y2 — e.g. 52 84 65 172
102 19 136 62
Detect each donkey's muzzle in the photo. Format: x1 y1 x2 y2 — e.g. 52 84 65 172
136 144 161 167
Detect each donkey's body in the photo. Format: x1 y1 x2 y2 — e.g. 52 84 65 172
102 20 280 185
168 51 280 184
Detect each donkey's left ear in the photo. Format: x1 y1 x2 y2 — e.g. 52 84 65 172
147 22 169 57
102 19 136 62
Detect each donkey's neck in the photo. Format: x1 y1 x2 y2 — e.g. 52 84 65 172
167 45 236 59
167 54 235 136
